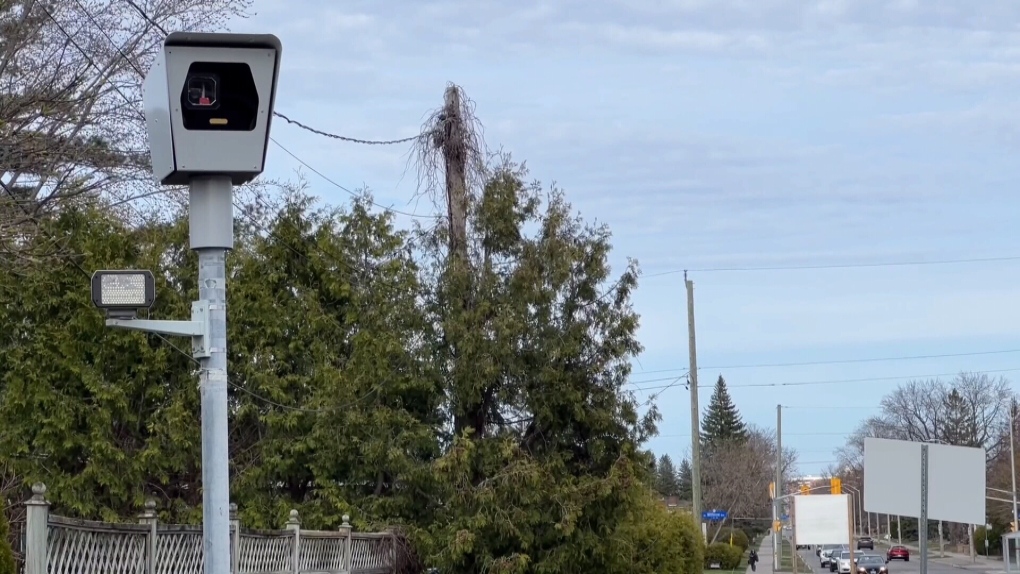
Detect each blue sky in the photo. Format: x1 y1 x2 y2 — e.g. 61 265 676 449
227 0 1020 476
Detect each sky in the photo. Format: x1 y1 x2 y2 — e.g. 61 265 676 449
225 0 1020 477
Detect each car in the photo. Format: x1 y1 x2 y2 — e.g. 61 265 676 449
856 554 888 574
858 537 874 550
834 550 855 573
886 546 909 562
820 545 845 568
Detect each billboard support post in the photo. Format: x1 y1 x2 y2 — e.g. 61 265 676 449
920 444 929 574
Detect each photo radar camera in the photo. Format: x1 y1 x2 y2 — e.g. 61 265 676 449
142 32 282 185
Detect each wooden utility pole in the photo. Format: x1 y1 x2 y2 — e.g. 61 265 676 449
440 85 471 437
685 272 703 537
441 86 468 266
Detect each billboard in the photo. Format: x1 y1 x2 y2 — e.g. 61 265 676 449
794 494 851 545
863 437 985 525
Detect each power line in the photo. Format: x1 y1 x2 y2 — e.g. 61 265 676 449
631 367 1020 392
655 434 850 439
630 347 1020 378
119 2 423 149
645 254 1020 276
273 112 422 145
269 139 435 219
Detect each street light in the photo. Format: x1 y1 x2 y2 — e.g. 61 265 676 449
90 270 156 319
844 484 864 536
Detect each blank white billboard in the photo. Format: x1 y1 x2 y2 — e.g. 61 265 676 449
863 437 985 525
794 494 851 545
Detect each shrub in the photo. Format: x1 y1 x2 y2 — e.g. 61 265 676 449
975 525 1004 555
705 541 744 570
0 508 14 574
720 527 750 550
613 499 705 574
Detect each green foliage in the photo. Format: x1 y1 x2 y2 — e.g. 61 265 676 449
655 454 680 496
610 497 704 574
677 458 693 500
0 506 15 574
701 376 747 451
705 542 743 570
975 524 1003 555
0 155 661 572
942 388 979 447
721 527 750 550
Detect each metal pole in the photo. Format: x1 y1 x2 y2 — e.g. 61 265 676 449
920 444 929 574
685 274 703 538
886 514 891 542
897 515 901 545
1011 401 1018 567
775 404 783 571
190 176 233 574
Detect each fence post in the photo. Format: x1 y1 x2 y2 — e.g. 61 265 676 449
340 514 351 572
137 499 158 574
286 509 300 574
24 484 48 574
230 503 239 574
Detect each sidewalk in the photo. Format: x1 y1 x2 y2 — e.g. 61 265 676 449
748 536 775 574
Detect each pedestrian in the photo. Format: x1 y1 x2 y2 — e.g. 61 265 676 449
748 549 758 572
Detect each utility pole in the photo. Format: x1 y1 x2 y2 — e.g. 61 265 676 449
440 85 472 437
685 272 703 537
775 404 783 571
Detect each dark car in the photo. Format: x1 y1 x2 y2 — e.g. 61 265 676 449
886 545 909 561
857 536 874 550
856 555 887 574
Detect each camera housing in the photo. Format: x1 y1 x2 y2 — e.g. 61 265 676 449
143 32 282 185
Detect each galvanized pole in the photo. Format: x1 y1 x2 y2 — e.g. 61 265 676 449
1011 401 1018 567
775 404 783 571
920 444 929 574
191 175 233 574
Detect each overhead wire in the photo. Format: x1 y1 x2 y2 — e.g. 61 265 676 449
630 367 1020 392
645 254 1020 276
629 347 1020 378
42 1 428 415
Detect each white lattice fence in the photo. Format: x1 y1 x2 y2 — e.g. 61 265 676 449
23 484 395 574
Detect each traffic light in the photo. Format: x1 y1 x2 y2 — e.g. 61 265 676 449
800 484 810 495
1011 521 1017 533
831 477 842 494
769 481 775 499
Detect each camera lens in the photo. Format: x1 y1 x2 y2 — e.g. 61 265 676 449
185 74 219 109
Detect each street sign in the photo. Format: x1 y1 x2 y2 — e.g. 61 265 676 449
702 509 728 522
781 514 790 520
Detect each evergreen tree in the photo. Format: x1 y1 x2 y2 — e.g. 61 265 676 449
656 454 680 496
677 457 693 501
942 388 979 447
701 376 748 451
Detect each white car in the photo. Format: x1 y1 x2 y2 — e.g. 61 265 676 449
837 551 854 574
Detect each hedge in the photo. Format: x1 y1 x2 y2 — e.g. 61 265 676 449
705 542 744 570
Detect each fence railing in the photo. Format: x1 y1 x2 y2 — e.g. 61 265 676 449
23 483 394 574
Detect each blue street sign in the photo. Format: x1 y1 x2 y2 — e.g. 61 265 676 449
702 509 728 522
781 514 790 521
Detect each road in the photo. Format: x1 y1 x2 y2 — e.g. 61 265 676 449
796 548 1001 574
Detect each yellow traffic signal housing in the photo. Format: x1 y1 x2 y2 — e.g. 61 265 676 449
831 478 842 494
800 484 810 495
1011 521 1017 533
769 481 775 499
